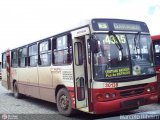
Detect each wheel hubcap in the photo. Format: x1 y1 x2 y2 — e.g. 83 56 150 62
59 95 69 110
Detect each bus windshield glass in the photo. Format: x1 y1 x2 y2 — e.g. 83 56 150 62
93 33 155 80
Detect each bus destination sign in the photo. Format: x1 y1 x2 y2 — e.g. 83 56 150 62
113 23 142 31
92 19 149 32
98 22 109 30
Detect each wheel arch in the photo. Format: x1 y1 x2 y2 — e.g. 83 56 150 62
55 84 68 100
55 84 75 116
12 79 17 86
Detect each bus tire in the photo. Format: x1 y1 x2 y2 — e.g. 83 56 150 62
13 82 22 99
56 88 74 116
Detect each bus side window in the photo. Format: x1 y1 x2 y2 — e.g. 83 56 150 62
2 53 6 69
74 42 83 65
28 44 38 67
154 42 160 65
66 34 72 63
155 44 160 53
38 40 51 66
53 34 72 65
11 50 18 68
18 47 27 67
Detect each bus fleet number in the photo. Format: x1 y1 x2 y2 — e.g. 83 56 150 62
105 82 118 88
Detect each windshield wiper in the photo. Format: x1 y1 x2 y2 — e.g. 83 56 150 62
133 32 142 58
108 31 123 61
134 32 140 48
108 31 123 50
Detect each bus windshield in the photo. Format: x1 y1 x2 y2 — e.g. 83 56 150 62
93 33 155 80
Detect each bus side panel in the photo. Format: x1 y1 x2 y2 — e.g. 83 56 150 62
17 68 28 95
1 69 8 89
11 68 19 90
51 66 75 103
27 67 40 99
38 67 54 102
17 67 40 99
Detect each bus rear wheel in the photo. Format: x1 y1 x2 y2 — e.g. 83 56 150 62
56 88 74 116
13 82 22 99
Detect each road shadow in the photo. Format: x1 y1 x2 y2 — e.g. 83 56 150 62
5 92 158 120
4 92 122 119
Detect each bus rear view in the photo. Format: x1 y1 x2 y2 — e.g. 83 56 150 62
152 35 160 102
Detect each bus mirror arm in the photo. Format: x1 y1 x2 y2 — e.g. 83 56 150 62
89 34 99 53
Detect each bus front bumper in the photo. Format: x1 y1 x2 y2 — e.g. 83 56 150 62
94 93 158 114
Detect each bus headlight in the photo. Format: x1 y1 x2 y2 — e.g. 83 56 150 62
151 86 155 91
105 93 110 98
96 93 104 101
112 93 116 98
147 88 151 92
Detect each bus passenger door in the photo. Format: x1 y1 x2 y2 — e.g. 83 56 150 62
2 51 11 90
72 27 90 110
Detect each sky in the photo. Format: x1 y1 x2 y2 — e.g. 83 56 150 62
0 0 160 60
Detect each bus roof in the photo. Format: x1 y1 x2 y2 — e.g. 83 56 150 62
151 35 160 41
2 18 149 53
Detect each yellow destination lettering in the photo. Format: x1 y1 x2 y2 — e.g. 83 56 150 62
105 68 130 77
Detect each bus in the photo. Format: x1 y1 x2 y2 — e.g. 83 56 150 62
1 18 158 116
151 35 160 102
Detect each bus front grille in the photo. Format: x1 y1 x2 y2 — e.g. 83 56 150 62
120 88 144 97
121 98 145 108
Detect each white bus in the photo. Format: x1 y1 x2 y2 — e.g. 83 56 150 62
1 18 158 116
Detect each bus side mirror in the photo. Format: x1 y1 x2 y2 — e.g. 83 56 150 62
89 35 99 53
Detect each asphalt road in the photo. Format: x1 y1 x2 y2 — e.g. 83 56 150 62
0 81 160 120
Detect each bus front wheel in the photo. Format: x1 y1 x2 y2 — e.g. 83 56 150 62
56 88 74 116
13 82 22 99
